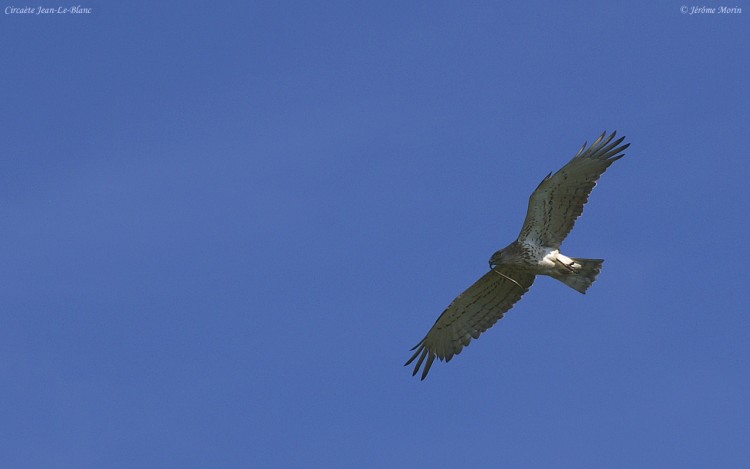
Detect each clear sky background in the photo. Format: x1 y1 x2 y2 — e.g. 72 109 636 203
2 1 748 467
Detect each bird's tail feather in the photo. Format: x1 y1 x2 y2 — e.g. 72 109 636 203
554 258 603 294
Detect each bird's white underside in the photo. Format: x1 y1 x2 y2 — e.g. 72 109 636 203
539 248 579 273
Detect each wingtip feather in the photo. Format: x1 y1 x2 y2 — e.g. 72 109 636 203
404 340 425 366
421 354 437 380
411 348 428 376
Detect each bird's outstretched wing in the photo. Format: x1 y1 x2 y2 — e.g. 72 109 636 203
517 131 629 249
405 267 535 380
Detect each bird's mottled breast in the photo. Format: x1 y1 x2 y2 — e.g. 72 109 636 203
517 242 551 267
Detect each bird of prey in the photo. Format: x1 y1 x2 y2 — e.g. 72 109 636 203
405 131 630 380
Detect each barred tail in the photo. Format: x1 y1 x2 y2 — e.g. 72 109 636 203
554 258 604 294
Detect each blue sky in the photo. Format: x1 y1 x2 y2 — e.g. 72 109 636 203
2 1 749 467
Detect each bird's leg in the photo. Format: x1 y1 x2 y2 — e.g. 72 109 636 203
492 269 524 289
554 258 577 273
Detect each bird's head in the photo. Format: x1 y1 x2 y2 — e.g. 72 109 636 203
489 242 519 269
488 249 504 269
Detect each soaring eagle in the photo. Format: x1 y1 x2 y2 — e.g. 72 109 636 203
406 131 630 380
